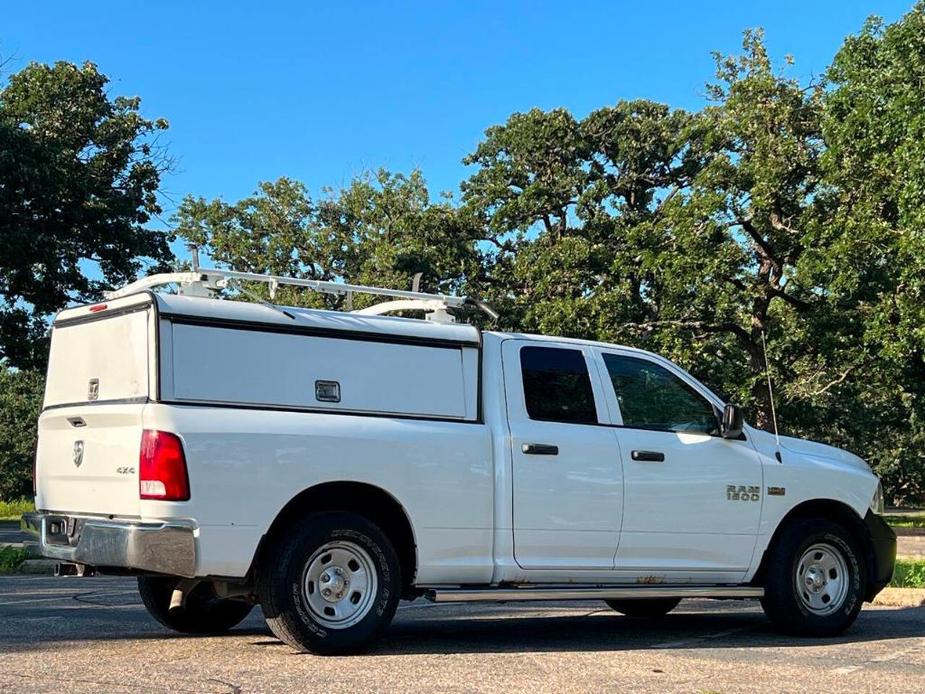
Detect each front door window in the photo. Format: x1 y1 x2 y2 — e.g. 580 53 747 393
602 354 718 434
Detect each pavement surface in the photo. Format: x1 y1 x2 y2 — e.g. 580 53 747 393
0 521 25 546
898 534 925 558
0 575 923 693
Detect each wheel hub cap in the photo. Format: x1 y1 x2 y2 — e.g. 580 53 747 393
320 567 349 601
805 565 825 591
795 543 849 616
302 541 378 630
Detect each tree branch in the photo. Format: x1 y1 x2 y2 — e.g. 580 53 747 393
616 319 751 345
541 214 554 235
768 286 812 312
809 367 855 396
738 217 778 263
769 210 800 236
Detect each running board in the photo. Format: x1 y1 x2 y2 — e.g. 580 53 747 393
425 585 764 603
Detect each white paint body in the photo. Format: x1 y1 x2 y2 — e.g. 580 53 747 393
35 293 881 586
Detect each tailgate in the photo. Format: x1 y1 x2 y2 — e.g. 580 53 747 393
36 405 145 517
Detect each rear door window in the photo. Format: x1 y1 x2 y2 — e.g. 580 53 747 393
519 346 598 424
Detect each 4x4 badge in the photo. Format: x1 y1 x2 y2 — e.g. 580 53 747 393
88 378 99 401
73 440 85 468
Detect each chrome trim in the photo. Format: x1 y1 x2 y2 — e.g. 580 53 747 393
424 585 764 603
23 512 197 578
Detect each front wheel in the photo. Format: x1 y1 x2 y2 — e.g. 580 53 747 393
137 577 253 634
256 511 401 655
760 518 864 636
605 597 681 618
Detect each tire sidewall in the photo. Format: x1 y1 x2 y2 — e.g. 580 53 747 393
267 513 401 653
137 576 253 634
764 519 864 635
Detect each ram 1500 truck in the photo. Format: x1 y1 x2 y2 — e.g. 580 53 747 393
24 268 896 654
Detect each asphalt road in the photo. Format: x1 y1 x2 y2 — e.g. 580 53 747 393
0 576 923 693
0 522 25 545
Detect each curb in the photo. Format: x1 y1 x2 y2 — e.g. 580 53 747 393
872 587 925 608
16 559 56 575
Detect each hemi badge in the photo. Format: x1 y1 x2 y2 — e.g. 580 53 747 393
768 486 786 496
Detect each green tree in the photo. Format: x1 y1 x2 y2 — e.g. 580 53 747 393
0 367 43 500
461 102 700 340
462 35 831 430
809 4 925 502
460 17 925 502
174 170 493 314
0 61 174 369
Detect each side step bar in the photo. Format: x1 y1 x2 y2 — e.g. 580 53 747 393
425 585 764 603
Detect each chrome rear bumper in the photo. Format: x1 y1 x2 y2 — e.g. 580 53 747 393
22 512 197 578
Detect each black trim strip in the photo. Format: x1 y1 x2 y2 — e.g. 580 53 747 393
151 293 162 402
517 414 746 441
157 398 484 424
53 301 154 329
160 312 480 350
476 330 484 423
42 396 150 413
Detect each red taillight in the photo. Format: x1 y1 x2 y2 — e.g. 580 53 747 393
139 430 190 501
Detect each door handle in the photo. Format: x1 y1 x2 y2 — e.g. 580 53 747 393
522 443 559 456
631 450 665 462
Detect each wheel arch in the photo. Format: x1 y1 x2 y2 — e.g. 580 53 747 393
752 498 877 596
253 481 418 597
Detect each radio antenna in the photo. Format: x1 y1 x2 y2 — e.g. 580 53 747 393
761 329 783 463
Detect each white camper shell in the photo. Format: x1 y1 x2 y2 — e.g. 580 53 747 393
26 271 896 655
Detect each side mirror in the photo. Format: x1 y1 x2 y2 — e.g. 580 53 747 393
720 403 744 439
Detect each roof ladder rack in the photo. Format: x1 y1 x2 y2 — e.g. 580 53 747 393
104 267 499 323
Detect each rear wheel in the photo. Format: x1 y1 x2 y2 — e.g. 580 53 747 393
256 511 401 655
605 597 681 618
137 576 253 634
760 518 864 636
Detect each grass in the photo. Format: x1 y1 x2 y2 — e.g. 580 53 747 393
891 559 925 588
0 545 28 574
0 498 34 522
884 513 925 529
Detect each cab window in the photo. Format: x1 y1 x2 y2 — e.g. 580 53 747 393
520 346 598 424
602 354 717 434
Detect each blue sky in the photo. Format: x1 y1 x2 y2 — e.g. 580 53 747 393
3 1 914 239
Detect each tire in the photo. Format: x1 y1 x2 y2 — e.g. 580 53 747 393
605 597 681 618
760 518 865 637
137 576 253 634
256 511 402 655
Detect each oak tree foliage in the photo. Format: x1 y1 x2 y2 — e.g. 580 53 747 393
0 61 173 369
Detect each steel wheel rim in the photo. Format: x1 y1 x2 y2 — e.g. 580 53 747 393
302 541 378 629
794 542 849 616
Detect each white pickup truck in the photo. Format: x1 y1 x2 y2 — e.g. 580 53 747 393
24 269 895 654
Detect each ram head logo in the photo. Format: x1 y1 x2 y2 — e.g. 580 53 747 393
73 440 85 468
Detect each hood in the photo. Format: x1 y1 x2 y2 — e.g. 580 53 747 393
749 428 872 474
